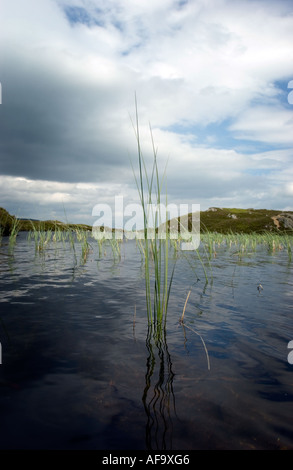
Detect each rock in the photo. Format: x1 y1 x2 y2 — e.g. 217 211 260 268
275 213 293 230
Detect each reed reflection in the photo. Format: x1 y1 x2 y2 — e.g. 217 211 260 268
142 327 177 450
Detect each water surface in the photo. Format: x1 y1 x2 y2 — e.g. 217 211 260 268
0 233 292 450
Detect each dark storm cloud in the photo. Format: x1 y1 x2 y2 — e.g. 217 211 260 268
0 52 133 184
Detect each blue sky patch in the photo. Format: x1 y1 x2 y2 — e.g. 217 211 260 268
64 5 104 27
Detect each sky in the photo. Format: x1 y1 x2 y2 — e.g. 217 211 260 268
0 0 293 227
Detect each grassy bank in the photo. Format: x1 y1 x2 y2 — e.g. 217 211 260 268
0 207 92 236
199 207 293 234
2 206 293 237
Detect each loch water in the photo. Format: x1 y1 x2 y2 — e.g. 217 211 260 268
0 232 292 450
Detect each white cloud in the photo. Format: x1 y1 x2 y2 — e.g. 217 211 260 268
0 0 293 221
229 106 293 144
0 175 139 224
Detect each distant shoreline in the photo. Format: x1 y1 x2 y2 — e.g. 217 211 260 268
1 206 293 236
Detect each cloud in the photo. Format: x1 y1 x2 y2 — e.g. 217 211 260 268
229 106 293 144
0 0 293 223
0 175 140 224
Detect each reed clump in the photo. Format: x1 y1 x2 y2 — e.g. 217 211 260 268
200 230 293 260
131 102 175 337
8 217 21 251
28 223 95 265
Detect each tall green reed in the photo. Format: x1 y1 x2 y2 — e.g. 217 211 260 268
131 100 175 335
8 217 21 251
28 224 52 253
200 230 293 261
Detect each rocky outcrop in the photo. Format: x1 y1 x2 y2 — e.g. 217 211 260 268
274 213 293 230
207 207 220 212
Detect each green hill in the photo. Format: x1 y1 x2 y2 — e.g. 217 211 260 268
0 207 92 235
173 207 293 234
1 206 293 236
0 207 15 235
199 207 293 234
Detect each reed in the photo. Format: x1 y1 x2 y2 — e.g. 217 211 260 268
77 229 92 264
8 217 21 250
28 223 52 253
200 230 293 260
179 289 210 370
109 237 122 260
131 99 175 335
